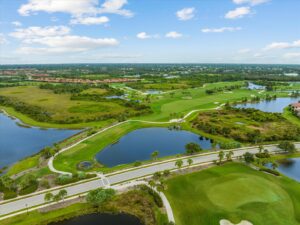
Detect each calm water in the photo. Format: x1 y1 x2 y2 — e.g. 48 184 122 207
247 82 266 90
0 113 78 168
50 213 143 225
267 158 300 182
235 97 300 113
96 127 215 167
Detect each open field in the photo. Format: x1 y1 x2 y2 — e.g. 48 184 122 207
0 86 139 126
165 163 300 225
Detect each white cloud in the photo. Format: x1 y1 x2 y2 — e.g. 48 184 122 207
12 21 22 27
165 31 183 39
18 0 98 16
201 27 242 33
16 35 119 54
233 0 270 6
99 0 133 17
238 48 251 54
225 7 251 19
264 40 300 51
0 33 8 45
136 32 159 39
176 7 195 21
70 16 109 25
18 0 133 25
10 26 70 39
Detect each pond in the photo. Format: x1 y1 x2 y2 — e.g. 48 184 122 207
235 97 300 113
266 158 300 182
96 127 215 167
49 213 143 225
247 82 266 90
0 113 78 169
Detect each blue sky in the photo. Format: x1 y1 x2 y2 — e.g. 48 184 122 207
0 0 300 64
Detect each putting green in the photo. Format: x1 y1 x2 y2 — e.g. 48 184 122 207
165 163 300 225
207 175 288 211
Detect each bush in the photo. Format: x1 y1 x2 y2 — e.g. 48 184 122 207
4 190 18 200
259 168 280 176
255 152 270 158
19 183 38 195
134 161 142 167
139 185 163 208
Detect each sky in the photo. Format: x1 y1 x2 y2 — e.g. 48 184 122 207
0 0 300 65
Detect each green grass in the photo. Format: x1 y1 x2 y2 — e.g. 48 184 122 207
0 86 135 128
6 155 39 176
165 163 300 225
283 107 300 127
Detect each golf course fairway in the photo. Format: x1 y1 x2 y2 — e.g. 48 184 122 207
164 163 300 225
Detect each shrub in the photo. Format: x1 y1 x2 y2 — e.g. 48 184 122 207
19 183 38 195
259 168 280 176
4 190 18 200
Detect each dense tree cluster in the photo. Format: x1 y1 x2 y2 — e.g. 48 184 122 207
192 108 300 143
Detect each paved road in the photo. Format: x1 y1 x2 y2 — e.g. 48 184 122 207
1 143 299 217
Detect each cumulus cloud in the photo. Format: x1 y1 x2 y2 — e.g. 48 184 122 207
165 31 183 39
16 36 119 54
70 16 109 25
225 7 251 19
232 0 270 6
12 21 22 27
136 32 159 39
264 40 300 50
201 27 242 33
10 26 71 39
176 7 195 21
18 0 133 25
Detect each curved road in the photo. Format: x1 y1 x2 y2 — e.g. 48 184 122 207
1 143 299 218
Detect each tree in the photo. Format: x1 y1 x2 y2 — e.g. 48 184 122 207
226 151 234 161
153 171 162 180
272 162 278 170
58 189 68 202
151 151 159 160
44 192 54 203
148 180 155 188
187 158 193 166
259 145 264 153
185 143 202 155
53 193 62 203
19 174 37 190
278 141 296 153
156 180 167 193
0 175 15 190
163 170 170 177
218 151 225 164
175 159 183 169
86 188 116 207
243 152 254 163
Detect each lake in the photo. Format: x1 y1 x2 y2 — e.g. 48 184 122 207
267 158 300 182
96 127 215 167
247 82 266 90
0 113 78 169
235 97 300 113
49 213 143 225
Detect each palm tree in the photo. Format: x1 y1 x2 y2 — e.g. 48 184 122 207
218 151 225 164
151 151 159 161
226 151 234 161
187 158 193 167
259 145 264 153
148 180 155 189
44 192 54 203
58 189 68 203
175 159 183 169
156 180 167 193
